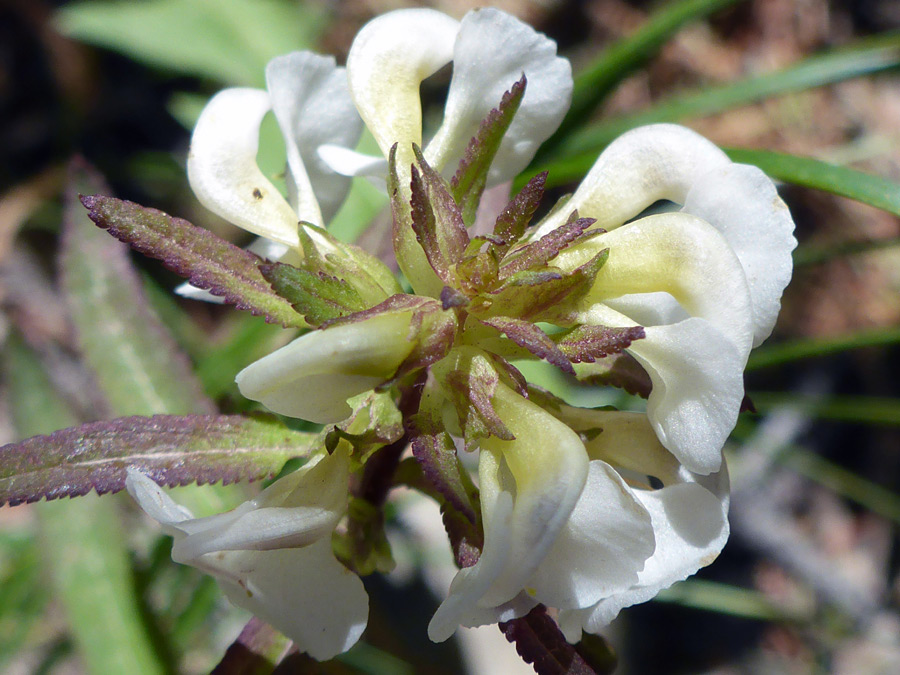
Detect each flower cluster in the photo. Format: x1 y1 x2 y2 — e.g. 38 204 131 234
127 7 796 661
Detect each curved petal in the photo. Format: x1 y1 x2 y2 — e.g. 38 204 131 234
574 303 744 474
266 52 363 224
630 321 744 474
525 460 654 610
531 124 731 239
347 9 459 169
682 163 796 346
171 449 349 560
236 312 417 423
424 8 572 183
561 212 755 357
216 539 368 660
187 88 300 248
429 381 589 638
562 464 730 636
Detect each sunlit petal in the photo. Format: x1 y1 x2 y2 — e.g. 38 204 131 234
424 8 572 183
266 52 363 224
187 88 300 248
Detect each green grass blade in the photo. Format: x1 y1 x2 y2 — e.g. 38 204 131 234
655 579 811 621
750 391 900 426
726 147 900 219
4 335 167 675
777 446 900 525
542 0 741 155
537 32 900 186
748 326 900 370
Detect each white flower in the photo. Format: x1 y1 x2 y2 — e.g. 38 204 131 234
323 8 572 187
537 124 796 473
426 380 729 642
236 311 418 423
125 446 367 661
187 51 363 251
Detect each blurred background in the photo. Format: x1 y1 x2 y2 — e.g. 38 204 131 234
1 0 899 673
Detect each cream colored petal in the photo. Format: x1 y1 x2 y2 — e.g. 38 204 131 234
682 163 796 346
562 212 755 357
531 124 730 238
171 449 349 561
187 88 299 248
424 8 572 183
215 540 368 660
565 464 730 635
347 8 459 170
236 313 416 423
266 52 363 224
574 304 744 475
525 460 654 610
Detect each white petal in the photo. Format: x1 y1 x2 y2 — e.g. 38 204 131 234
347 9 459 167
171 449 348 561
187 88 300 248
526 460 654 610
573 304 744 474
631 320 745 475
174 282 227 304
266 52 363 224
236 313 417 423
125 468 194 534
532 124 731 238
429 382 589 639
424 8 572 183
571 465 730 633
603 292 687 327
216 539 368 660
318 145 388 180
567 212 755 357
682 163 796 346
477 383 589 606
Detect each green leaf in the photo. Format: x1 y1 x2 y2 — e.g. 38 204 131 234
450 75 526 225
479 317 573 375
410 147 469 284
540 0 741 156
747 325 900 371
656 579 811 622
55 0 327 86
260 261 367 327
749 391 900 426
79 193 307 330
4 335 167 675
0 414 318 507
725 147 900 223
536 32 900 186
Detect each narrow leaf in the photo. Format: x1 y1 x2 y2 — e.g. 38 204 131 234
451 75 527 225
410 147 469 283
4 335 167 675
539 0 741 156
81 194 306 328
499 214 597 278
556 325 646 363
260 261 366 326
747 325 900 371
484 249 609 322
492 171 547 256
480 317 574 375
535 32 900 187
0 414 318 506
